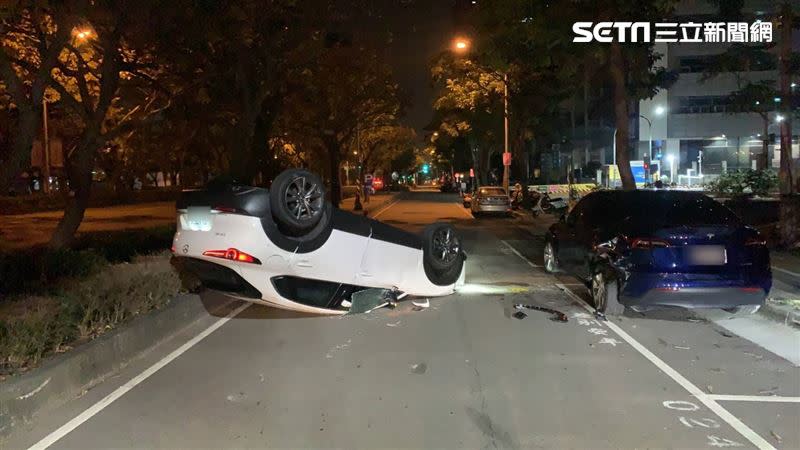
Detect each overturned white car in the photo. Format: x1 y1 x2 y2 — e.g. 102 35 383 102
171 169 466 314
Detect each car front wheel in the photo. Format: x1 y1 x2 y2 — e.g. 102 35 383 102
543 241 560 273
591 269 624 316
423 223 465 285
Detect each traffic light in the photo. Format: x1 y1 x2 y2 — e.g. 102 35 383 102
422 164 429 174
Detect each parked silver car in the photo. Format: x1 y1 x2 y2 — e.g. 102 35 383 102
467 186 510 216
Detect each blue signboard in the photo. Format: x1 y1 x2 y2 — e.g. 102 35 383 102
630 161 646 185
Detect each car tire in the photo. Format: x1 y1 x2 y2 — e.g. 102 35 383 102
543 241 560 273
269 169 327 237
592 269 624 316
423 223 465 285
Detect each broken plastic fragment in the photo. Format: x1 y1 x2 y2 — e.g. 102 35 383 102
512 311 527 320
412 299 430 308
341 300 352 308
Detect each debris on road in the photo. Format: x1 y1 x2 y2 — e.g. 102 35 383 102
770 430 782 444
706 385 714 393
513 304 568 322
386 321 402 327
410 363 427 374
512 311 527 320
674 345 691 350
412 299 430 311
758 386 779 395
716 329 734 338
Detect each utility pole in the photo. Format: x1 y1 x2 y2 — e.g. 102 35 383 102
42 98 51 194
502 72 510 194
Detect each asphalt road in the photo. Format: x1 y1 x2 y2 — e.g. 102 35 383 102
6 191 800 449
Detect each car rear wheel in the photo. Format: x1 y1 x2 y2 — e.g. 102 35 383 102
592 270 624 316
423 223 465 285
543 241 560 273
270 169 327 237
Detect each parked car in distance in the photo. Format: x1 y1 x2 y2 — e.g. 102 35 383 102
470 186 511 217
544 190 771 316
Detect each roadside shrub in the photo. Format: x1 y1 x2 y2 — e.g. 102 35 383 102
74 225 175 262
0 254 181 375
707 169 777 197
0 248 106 297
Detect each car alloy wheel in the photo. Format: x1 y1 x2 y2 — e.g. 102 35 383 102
432 227 461 265
285 176 323 221
591 271 606 310
544 242 556 273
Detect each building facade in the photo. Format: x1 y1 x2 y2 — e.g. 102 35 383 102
639 0 800 184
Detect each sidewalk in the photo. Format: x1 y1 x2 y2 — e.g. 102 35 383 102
766 250 800 328
339 191 400 216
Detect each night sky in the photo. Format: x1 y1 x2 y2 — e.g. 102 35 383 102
367 1 458 135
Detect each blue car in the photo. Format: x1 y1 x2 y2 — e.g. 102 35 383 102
544 190 771 316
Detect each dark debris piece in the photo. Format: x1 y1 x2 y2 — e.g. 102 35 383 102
514 304 568 323
512 311 528 320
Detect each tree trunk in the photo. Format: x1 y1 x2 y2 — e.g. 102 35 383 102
761 115 770 171
0 106 40 189
324 136 342 208
609 42 636 190
778 1 794 195
779 195 800 248
49 132 98 249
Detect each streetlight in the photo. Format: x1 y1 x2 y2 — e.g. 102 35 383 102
453 38 469 52
640 105 666 183
776 114 785 122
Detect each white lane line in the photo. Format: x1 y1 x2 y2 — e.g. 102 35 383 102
370 197 402 218
29 302 251 450
500 240 542 268
708 395 800 403
556 283 776 450
500 240 775 449
772 265 800 278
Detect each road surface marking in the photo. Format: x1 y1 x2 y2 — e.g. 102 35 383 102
453 202 475 218
29 302 251 450
500 240 542 267
680 417 721 429
772 266 800 278
370 197 402 218
501 239 775 450
707 394 800 403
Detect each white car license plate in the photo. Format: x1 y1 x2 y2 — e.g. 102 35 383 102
687 245 726 265
186 206 213 231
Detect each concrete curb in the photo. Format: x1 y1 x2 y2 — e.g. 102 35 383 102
758 301 800 329
0 292 235 438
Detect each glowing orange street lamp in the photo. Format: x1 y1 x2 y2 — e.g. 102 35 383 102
74 28 92 41
453 38 469 52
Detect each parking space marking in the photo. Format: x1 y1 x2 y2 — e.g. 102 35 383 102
500 240 542 268
707 395 800 403
28 302 251 450
499 240 775 449
370 197 403 218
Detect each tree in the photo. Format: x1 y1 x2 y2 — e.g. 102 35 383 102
0 1 79 189
42 0 171 247
703 1 800 247
278 43 404 207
